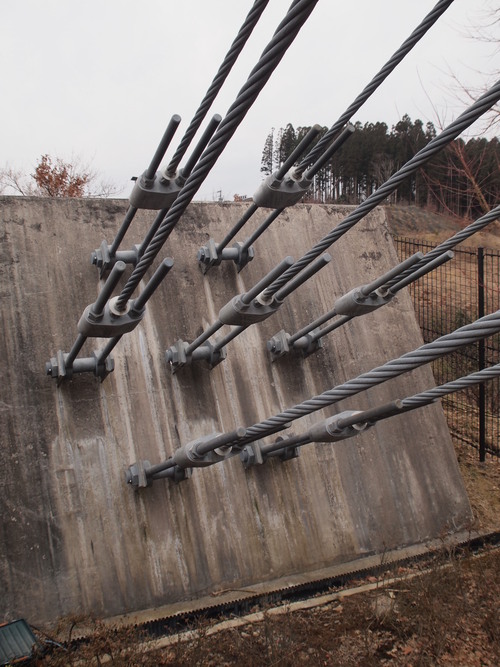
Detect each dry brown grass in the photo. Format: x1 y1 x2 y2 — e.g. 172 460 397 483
454 437 500 534
384 205 500 250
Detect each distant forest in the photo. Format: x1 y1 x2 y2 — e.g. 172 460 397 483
260 116 500 219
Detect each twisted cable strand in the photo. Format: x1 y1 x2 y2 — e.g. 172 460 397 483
260 364 500 460
167 0 270 174
401 363 500 409
262 81 500 299
115 0 320 310
243 309 500 440
271 364 500 453
298 0 455 169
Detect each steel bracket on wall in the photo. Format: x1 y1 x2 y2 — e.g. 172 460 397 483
46 350 114 383
240 436 301 468
197 239 255 273
91 241 141 277
165 338 228 372
267 328 323 360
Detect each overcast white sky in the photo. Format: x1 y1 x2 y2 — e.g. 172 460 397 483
1 0 498 201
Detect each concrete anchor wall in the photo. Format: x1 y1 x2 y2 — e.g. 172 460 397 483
0 196 472 625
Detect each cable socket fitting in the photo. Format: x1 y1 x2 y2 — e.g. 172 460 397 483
252 170 312 209
129 170 182 210
171 433 237 469
218 293 281 327
77 296 144 338
334 288 393 317
308 411 369 442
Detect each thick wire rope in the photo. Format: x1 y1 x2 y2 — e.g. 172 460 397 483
115 0 320 311
154 310 500 472
241 309 500 442
297 0 455 172
262 81 500 299
260 364 500 457
108 1 269 257
209 0 456 259
166 0 270 174
401 363 500 409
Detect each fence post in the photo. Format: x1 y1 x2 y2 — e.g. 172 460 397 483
478 247 486 462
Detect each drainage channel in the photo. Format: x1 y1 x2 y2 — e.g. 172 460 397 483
66 529 500 649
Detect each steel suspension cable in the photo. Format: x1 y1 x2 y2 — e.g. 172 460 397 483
401 363 500 410
260 364 500 458
241 309 500 442
297 0 455 172
261 81 500 299
166 0 270 175
114 0 320 312
108 1 269 259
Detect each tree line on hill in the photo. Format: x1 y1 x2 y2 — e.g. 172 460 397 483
260 115 499 219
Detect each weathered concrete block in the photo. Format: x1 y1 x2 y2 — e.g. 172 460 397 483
0 197 472 624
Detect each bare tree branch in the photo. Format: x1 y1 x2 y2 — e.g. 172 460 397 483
0 154 120 198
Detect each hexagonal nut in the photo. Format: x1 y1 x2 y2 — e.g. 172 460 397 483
165 340 188 368
267 330 290 357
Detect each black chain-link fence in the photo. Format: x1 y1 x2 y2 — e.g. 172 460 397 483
393 236 500 460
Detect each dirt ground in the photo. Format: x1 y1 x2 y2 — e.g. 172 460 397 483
455 439 500 534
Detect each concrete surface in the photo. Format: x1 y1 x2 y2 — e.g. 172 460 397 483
0 196 472 625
